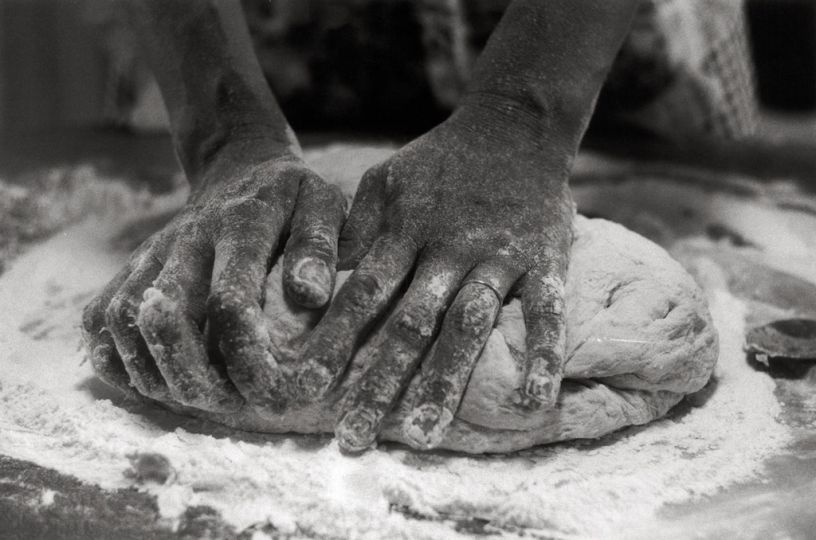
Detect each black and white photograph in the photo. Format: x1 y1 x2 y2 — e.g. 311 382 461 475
0 0 814 538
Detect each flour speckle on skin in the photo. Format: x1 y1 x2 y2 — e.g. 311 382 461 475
0 159 792 538
426 271 455 299
39 489 57 507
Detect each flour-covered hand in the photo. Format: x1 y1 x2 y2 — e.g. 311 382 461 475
293 0 637 452
294 102 576 452
82 146 345 414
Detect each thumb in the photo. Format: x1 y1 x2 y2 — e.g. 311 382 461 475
338 162 388 270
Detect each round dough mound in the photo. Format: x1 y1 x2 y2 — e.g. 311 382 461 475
192 215 717 454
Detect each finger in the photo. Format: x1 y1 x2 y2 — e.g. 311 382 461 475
402 263 517 449
81 265 135 395
138 225 243 413
296 233 417 401
519 261 569 408
337 163 388 270
208 197 291 413
105 251 171 400
283 171 347 308
334 257 468 453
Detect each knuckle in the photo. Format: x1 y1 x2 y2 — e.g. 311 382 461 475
206 290 264 345
105 293 139 332
341 272 386 315
207 288 243 322
256 163 310 196
449 294 496 337
526 276 566 319
297 168 329 192
531 296 565 320
297 181 347 231
255 175 298 206
218 196 274 224
81 297 105 334
390 305 435 346
288 226 336 258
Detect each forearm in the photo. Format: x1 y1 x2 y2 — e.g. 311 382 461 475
460 0 639 151
121 0 300 181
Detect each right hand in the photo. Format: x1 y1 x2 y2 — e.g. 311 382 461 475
294 102 576 452
81 146 346 414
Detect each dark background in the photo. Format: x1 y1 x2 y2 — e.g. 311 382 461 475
2 0 816 137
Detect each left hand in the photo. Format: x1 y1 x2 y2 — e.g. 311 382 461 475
81 146 346 415
294 101 576 452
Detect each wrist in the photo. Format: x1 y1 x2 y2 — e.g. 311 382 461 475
449 91 586 176
452 0 638 156
458 89 592 151
176 114 301 191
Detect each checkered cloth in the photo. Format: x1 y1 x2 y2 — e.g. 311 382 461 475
596 0 757 139
416 0 757 140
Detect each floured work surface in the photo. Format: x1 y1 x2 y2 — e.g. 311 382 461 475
0 145 812 539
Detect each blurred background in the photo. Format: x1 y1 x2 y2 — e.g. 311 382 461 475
0 0 815 178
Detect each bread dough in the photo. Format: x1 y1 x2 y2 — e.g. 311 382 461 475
186 215 717 453
175 146 718 453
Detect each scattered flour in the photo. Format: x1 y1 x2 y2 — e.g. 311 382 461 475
0 165 792 538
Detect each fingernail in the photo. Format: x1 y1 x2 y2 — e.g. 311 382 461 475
523 372 560 407
336 409 377 453
296 363 333 400
403 404 453 450
289 257 332 308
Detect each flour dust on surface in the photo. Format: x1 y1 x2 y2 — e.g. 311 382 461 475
0 159 793 539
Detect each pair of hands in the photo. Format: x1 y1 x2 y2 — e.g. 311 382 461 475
82 104 575 452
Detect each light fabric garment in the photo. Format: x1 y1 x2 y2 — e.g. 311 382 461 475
414 0 757 139
599 0 757 139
